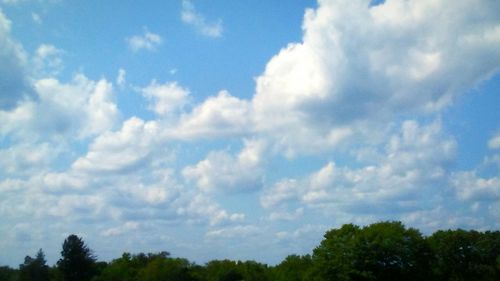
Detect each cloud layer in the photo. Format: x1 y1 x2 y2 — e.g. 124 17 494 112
0 0 499 267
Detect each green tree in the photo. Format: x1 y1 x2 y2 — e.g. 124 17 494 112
204 260 243 281
428 229 500 281
0 266 19 281
272 254 312 281
312 223 361 281
238 260 269 281
137 256 196 281
19 249 50 281
57 234 96 281
95 253 135 281
312 221 431 281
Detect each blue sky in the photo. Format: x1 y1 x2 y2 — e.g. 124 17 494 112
0 0 499 267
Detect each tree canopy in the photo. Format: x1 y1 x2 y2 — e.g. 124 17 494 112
19 249 50 281
1 223 499 281
57 234 97 281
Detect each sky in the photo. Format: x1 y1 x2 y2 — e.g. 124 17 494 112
0 0 499 267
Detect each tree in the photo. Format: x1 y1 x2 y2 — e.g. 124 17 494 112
0 266 19 281
138 257 197 281
19 249 50 281
272 254 312 281
238 260 269 281
428 229 500 281
57 234 96 281
204 260 243 281
312 223 361 281
312 221 432 281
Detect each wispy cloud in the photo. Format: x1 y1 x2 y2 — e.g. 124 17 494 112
489 133 500 150
181 0 223 38
126 29 162 52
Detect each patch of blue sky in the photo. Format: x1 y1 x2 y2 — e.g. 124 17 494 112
444 73 500 172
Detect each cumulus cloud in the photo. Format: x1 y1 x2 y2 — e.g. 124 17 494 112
451 171 500 202
1 0 500 265
261 120 458 218
173 90 251 139
181 0 223 38
35 75 118 138
72 117 158 174
127 29 162 52
33 44 64 77
0 142 58 176
141 81 189 116
0 74 118 141
252 0 500 155
177 194 245 226
183 139 266 193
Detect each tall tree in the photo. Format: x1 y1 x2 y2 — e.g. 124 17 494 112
57 234 96 281
312 221 432 281
19 249 50 281
428 229 500 281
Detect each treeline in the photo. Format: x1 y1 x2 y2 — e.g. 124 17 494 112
1 221 499 281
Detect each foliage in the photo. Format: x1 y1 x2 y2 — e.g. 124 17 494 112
203 260 243 281
2 222 499 281
19 249 50 281
0 265 19 281
312 221 436 281
271 254 312 281
428 229 500 281
57 234 97 281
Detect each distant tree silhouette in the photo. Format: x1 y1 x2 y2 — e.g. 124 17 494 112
19 249 50 281
0 265 19 281
6 221 498 281
57 234 96 281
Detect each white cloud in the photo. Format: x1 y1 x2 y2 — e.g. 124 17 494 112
251 0 500 156
181 0 223 38
451 171 500 202
33 44 63 77
34 75 118 139
206 225 259 239
0 74 118 141
261 179 300 209
275 224 327 242
0 142 57 175
116 68 126 87
183 139 265 193
101 221 139 237
72 117 158 174
127 29 162 52
1 0 500 266
488 133 500 150
173 90 251 139
177 194 245 226
269 208 304 221
261 120 457 216
141 81 189 116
